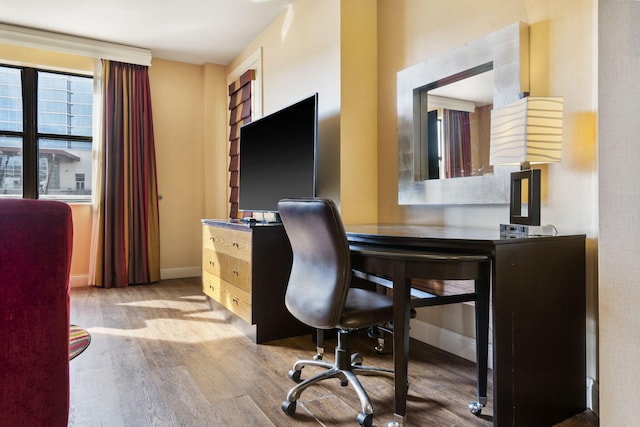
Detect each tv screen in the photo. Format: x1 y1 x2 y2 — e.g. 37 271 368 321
238 94 318 215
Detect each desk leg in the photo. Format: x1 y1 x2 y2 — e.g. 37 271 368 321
472 278 490 412
392 262 411 424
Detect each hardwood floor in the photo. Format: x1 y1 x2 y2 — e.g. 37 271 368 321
68 277 597 427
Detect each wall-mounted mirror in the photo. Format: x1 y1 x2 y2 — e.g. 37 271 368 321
398 22 529 205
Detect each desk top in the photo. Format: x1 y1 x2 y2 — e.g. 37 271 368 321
345 224 585 249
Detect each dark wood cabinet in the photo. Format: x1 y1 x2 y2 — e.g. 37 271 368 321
491 237 586 426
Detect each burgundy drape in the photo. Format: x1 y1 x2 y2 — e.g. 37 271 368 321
443 109 472 178
228 69 255 219
91 60 160 288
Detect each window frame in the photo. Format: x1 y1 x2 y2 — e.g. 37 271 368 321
0 63 93 200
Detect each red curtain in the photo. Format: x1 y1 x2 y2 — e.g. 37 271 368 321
228 69 255 219
443 109 472 178
90 60 160 288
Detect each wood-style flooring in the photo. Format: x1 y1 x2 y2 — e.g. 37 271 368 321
68 277 598 427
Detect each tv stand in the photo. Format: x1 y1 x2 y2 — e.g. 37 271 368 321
201 219 307 343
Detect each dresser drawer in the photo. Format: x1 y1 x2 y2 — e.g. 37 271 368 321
202 271 252 323
202 247 251 293
203 225 251 262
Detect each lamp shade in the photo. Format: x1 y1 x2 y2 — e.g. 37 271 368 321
489 97 563 166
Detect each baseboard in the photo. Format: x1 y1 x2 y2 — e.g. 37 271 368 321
160 266 201 280
409 318 494 370
70 274 89 288
69 267 200 287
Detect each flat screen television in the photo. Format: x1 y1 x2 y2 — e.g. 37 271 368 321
238 93 318 219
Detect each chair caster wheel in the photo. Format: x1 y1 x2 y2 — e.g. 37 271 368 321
351 353 363 366
469 400 483 416
288 369 302 382
281 400 297 415
356 412 373 427
368 327 383 339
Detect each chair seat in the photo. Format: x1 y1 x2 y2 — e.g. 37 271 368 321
338 288 394 330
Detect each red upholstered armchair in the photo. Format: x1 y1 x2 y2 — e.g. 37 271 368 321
0 199 73 427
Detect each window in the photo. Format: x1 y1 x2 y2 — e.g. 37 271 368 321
0 65 93 201
75 173 85 190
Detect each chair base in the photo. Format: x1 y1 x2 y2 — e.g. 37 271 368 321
282 330 393 427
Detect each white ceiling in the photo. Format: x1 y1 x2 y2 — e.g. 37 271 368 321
0 0 294 65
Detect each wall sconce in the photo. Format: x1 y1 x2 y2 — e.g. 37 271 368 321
490 96 563 229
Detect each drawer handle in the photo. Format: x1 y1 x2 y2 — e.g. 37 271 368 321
232 297 239 304
232 241 239 248
209 260 215 267
209 284 215 291
232 269 239 276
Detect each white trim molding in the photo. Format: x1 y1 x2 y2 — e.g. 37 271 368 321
0 23 152 66
160 267 201 281
227 47 263 119
70 274 89 288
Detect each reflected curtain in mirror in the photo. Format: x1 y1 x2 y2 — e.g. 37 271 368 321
443 109 471 178
89 60 160 288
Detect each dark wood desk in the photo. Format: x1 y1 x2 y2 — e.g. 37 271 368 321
345 225 586 427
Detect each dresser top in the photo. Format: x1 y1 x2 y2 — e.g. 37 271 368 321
202 219 284 230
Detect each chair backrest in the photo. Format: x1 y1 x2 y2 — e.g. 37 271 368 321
0 198 73 427
278 198 351 330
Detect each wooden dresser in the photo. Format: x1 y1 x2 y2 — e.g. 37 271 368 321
201 219 308 343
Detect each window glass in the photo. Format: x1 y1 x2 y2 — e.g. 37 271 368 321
39 138 92 199
0 67 22 132
0 135 23 196
38 71 93 137
0 65 93 201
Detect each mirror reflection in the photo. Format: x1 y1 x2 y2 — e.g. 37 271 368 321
417 66 494 180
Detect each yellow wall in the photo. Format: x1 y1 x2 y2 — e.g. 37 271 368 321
228 0 381 223
68 204 92 283
202 63 230 220
0 43 94 72
230 0 342 204
340 0 378 223
148 59 207 278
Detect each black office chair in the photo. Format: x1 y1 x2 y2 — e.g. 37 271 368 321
278 198 394 427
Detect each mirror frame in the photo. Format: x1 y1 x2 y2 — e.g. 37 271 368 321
398 22 529 205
